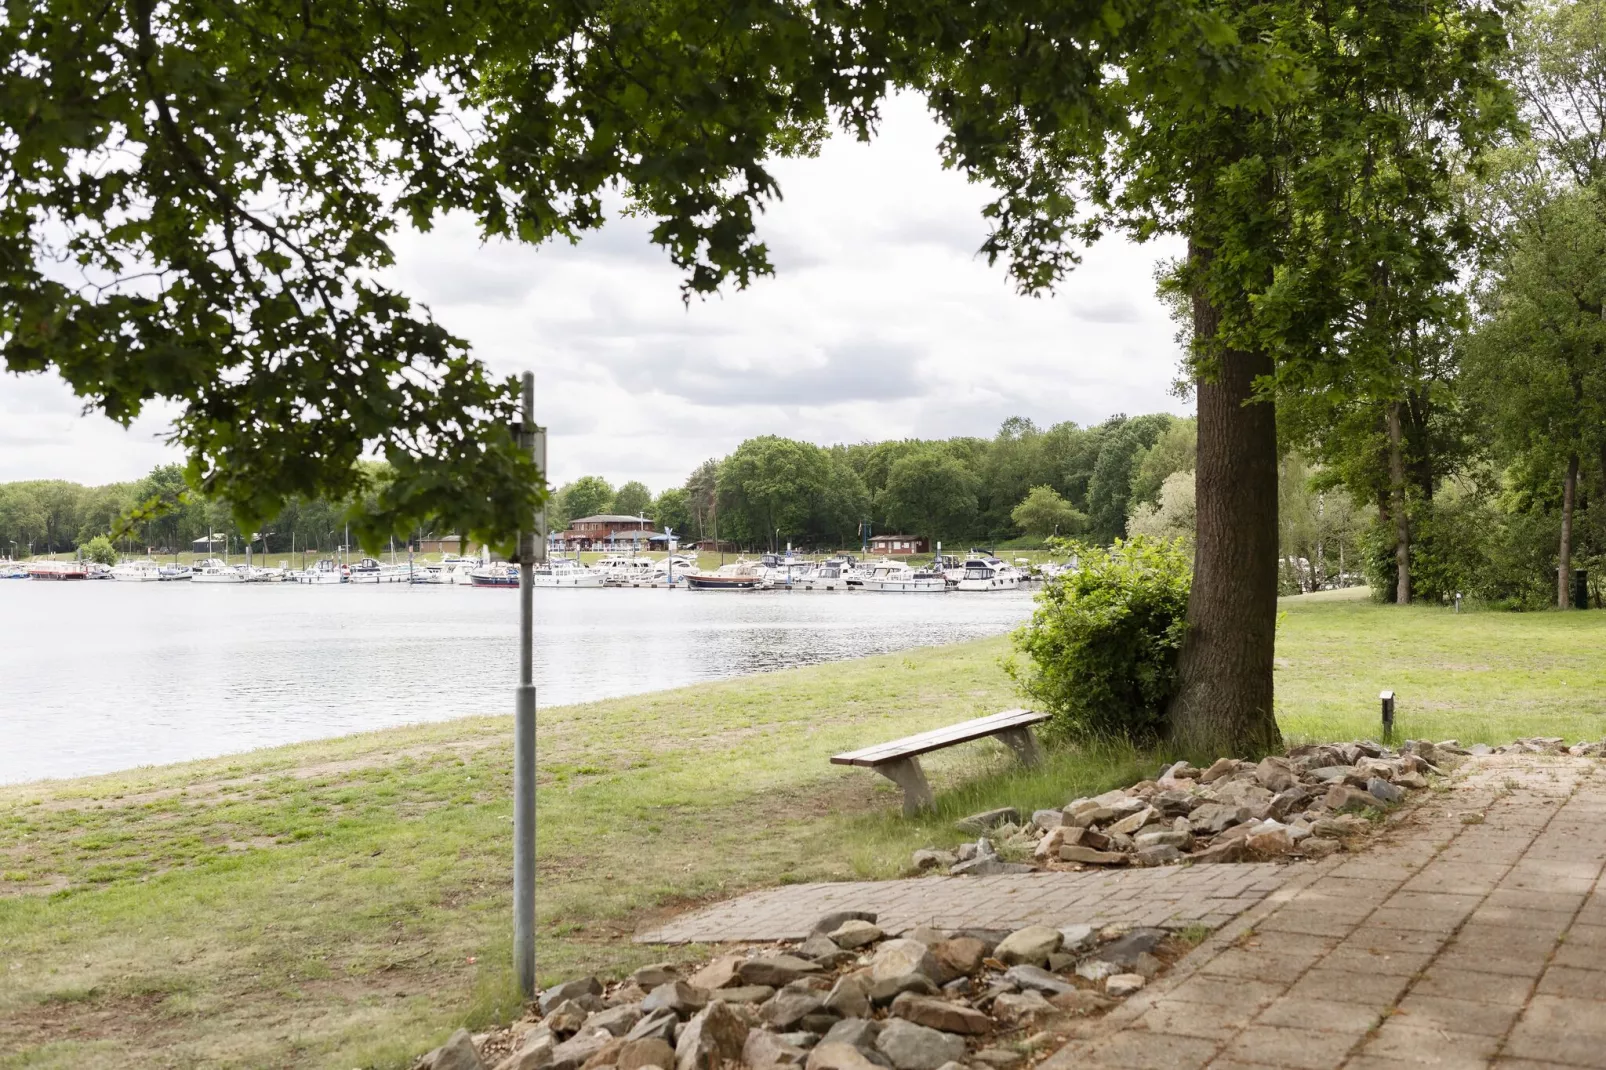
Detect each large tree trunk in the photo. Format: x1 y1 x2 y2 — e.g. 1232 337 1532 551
1560 452 1579 610
1168 252 1282 759
1386 401 1410 605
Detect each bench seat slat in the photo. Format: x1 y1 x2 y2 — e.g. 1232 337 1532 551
831 708 1048 767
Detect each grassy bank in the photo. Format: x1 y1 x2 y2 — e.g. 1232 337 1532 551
3 591 1604 1067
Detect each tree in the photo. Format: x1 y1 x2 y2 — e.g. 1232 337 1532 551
683 460 721 542
1130 420 1197 508
1011 486 1087 541
1086 416 1170 545
612 481 653 519
718 437 830 550
1468 187 1606 608
2 0 896 547
877 448 979 547
80 534 117 565
652 489 694 538
1128 472 1197 544
559 478 616 523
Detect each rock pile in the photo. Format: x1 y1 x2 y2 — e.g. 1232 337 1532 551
1470 737 1602 757
917 739 1466 874
415 915 1187 1070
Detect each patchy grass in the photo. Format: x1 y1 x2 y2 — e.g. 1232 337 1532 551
3 593 1605 1067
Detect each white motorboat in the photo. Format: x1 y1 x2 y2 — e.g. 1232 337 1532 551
157 563 193 581
954 556 1024 591
242 565 289 583
686 560 773 590
595 555 653 587
109 559 163 582
191 558 245 583
799 559 852 590
529 559 606 588
295 558 347 584
858 562 947 593
469 562 520 588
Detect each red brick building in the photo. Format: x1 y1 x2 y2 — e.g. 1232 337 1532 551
868 534 929 555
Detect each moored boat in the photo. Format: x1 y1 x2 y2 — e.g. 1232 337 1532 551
192 558 246 583
954 556 1023 591
109 559 163 582
858 562 947 593
530 559 605 588
469 562 520 588
25 561 88 580
294 558 347 584
685 561 771 590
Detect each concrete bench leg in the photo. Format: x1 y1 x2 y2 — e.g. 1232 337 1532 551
874 757 935 816
993 726 1043 767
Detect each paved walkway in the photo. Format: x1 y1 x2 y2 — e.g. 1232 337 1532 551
637 864 1290 943
1043 754 1606 1070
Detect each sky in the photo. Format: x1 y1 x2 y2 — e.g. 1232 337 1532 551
1 94 1192 494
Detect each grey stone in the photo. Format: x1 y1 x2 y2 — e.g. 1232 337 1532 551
1323 784 1376 811
744 1031 810 1070
551 1031 613 1070
631 964 679 989
1368 777 1405 803
971 1049 1024 1069
709 985 774 1004
911 849 957 871
1058 924 1095 952
993 925 1062 967
947 857 1034 877
1003 964 1078 997
1308 765 1356 783
618 1039 677 1070
778 1033 822 1051
762 989 829 1030
1059 845 1127 865
1134 830 1193 849
1107 806 1159 836
812 911 878 935
1074 959 1118 982
955 807 1021 833
1045 952 1076 973
823 973 873 1018
545 1000 593 1038
1268 786 1313 820
541 977 605 1016
822 1018 881 1053
640 982 708 1020
1095 928 1166 968
889 992 991 1035
1188 803 1252 834
673 1001 748 1070
1199 757 1240 783
928 937 987 983
1030 809 1066 829
427 1029 488 1070
953 842 979 862
829 920 885 950
739 955 824 987
585 1005 643 1037
624 1011 678 1043
798 933 854 967
874 1020 967 1070
1152 790 1201 815
1105 974 1146 997
806 1043 884 1070
1253 757 1298 793
989 991 1056 1027
1134 844 1183 866
870 973 940 1005
906 925 950 945
1190 839 1248 864
870 939 940 983
952 929 1010 954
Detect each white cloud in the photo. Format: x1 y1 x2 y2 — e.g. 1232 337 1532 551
0 93 1191 492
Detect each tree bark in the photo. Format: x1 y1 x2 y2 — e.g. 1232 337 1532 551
1559 452 1579 610
1167 249 1282 759
1386 401 1410 605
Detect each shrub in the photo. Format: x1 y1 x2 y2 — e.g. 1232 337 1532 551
80 535 117 566
1006 536 1191 743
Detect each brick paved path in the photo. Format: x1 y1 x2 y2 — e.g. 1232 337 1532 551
637 863 1290 943
1042 754 1606 1070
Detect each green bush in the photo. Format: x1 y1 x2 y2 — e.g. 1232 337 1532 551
80 535 117 566
1006 536 1191 743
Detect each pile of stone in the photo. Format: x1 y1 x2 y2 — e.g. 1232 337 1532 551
915 738 1466 875
416 914 1181 1070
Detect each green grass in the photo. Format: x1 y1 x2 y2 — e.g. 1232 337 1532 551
2 591 1604 1067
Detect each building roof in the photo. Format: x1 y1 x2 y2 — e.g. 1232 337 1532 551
869 534 921 542
569 514 651 524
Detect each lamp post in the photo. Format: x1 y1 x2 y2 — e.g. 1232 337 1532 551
513 372 546 999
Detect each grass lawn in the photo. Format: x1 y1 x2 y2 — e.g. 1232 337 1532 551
2 590 1603 1068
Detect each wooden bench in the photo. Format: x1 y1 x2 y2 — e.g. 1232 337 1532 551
831 708 1050 816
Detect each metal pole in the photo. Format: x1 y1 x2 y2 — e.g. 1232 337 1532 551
514 371 545 1000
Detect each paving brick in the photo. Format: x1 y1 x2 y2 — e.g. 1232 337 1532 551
1076 1030 1220 1070
1135 1000 1252 1041
1283 968 1411 1007
1164 977 1288 1010
1357 1022 1498 1067
1535 964 1606 1000
1225 1025 1362 1070
1321 947 1435 977
1411 967 1537 1007
1197 948 1317 985
1391 993 1520 1036
1254 997 1383 1034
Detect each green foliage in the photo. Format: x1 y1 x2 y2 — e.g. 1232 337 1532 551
558 478 616 524
877 447 980 545
1010 486 1086 540
652 488 693 537
1129 420 1197 508
1086 416 1171 544
1127 470 1197 544
611 481 653 519
1007 537 1193 743
80 534 117 565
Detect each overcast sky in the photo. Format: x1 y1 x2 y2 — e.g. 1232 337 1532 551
2 94 1192 494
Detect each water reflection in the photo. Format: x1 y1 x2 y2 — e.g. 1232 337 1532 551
0 583 1034 784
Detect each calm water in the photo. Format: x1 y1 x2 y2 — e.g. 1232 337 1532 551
0 581 1034 785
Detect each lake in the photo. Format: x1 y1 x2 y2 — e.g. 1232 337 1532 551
0 581 1035 785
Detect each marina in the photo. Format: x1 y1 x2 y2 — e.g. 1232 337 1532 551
0 580 1036 786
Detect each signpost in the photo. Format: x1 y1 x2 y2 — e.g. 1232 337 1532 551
514 372 547 999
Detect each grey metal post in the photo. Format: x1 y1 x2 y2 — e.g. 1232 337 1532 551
1380 689 1396 741
514 371 546 999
